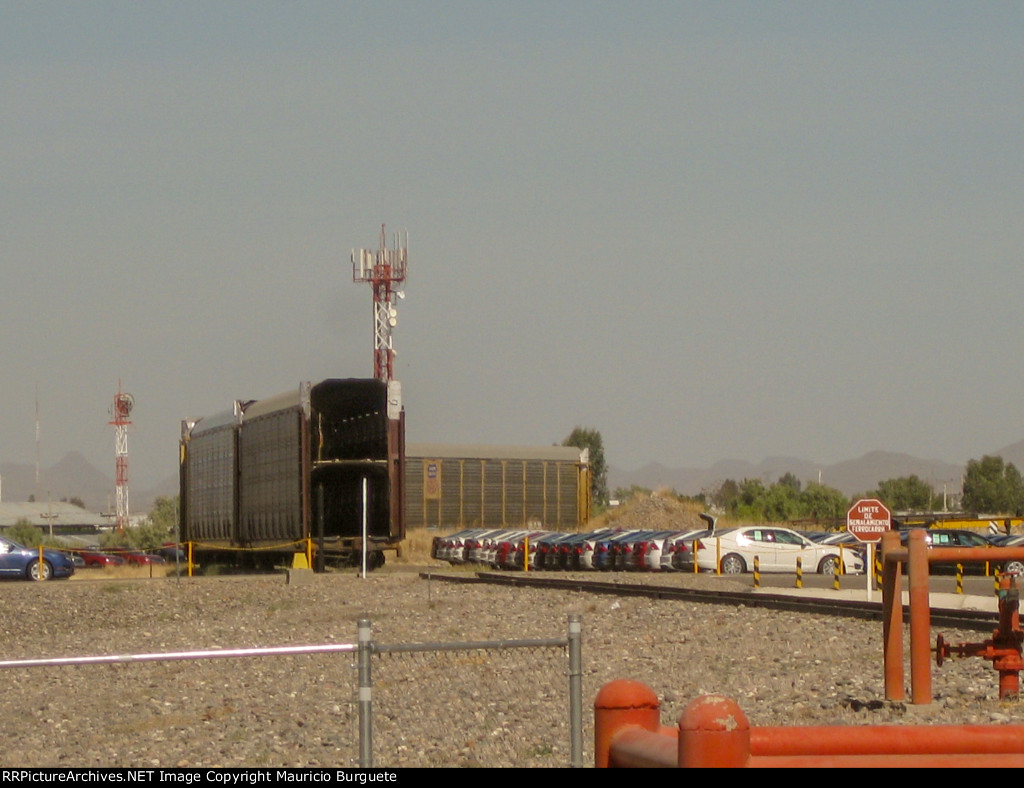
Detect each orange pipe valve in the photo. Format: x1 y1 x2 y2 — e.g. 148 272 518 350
936 574 1024 699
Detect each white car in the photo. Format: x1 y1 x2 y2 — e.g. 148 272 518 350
696 526 864 575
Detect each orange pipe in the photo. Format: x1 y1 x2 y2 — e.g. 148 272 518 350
747 753 1024 768
751 724 1024 756
597 685 1024 768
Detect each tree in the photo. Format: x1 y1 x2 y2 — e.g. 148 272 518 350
7 519 45 548
99 495 178 549
874 475 936 512
563 427 608 507
798 482 850 521
961 456 1024 516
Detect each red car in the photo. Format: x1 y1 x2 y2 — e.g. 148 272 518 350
79 550 126 568
108 549 166 566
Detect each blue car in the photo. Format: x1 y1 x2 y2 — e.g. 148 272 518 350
0 535 76 581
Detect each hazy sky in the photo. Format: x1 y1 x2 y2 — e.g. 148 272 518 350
3 2 1024 495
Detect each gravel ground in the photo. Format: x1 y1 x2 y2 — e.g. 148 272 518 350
1 564 1022 768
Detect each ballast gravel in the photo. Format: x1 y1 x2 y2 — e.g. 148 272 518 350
1 566 1020 768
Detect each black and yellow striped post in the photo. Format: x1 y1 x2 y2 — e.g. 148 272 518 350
956 563 964 594
795 557 802 588
753 556 760 589
874 549 882 591
995 567 1001 596
833 558 841 591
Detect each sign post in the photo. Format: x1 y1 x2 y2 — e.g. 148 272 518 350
847 498 892 602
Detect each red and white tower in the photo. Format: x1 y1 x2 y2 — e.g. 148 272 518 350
351 224 408 383
109 385 134 532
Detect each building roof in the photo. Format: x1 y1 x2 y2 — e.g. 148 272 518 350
0 501 111 529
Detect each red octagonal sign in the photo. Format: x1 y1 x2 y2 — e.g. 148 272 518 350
847 498 892 543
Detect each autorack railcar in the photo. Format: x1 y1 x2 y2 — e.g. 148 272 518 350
179 378 405 570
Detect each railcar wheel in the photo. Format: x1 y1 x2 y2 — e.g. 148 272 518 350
28 559 52 581
367 551 386 571
720 554 746 574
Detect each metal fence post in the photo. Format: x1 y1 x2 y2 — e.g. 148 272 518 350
568 613 583 768
358 618 373 767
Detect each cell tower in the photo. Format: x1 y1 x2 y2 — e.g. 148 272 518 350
351 224 408 384
109 385 134 532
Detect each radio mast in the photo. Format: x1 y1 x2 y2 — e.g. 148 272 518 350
109 384 134 532
351 224 408 384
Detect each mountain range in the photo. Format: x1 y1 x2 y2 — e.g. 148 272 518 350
0 452 178 515
6 438 1024 515
607 439 1024 500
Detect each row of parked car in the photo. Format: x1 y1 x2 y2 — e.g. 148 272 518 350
0 535 189 582
430 523 868 575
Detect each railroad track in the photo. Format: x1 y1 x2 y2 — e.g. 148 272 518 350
420 570 1000 632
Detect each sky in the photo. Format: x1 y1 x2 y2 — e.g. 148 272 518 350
3 2 1024 496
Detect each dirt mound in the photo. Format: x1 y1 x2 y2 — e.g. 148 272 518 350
589 490 707 533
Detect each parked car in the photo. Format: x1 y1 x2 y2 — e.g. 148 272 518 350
629 530 692 572
109 549 167 566
991 534 1024 575
157 543 189 564
0 536 76 581
593 530 643 571
79 549 127 568
612 529 659 571
495 531 548 570
553 532 593 571
533 532 574 570
439 528 486 564
898 528 997 574
508 531 552 570
574 529 618 571
62 551 87 569
696 526 864 575
665 528 716 572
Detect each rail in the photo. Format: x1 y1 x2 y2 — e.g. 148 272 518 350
595 680 1024 767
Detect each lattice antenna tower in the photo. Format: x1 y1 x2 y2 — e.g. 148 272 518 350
351 225 408 383
109 384 134 533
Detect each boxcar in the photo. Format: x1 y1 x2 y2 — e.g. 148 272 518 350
405 443 591 532
180 378 405 570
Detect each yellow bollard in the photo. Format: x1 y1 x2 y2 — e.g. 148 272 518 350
957 564 964 595
795 557 803 589
753 556 760 589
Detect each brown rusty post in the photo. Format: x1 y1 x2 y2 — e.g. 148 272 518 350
881 529 904 701
908 527 932 704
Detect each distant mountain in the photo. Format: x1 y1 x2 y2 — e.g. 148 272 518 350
0 452 177 514
608 450 967 499
8 441 1024 515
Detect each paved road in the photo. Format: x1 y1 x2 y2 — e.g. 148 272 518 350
745 571 1003 599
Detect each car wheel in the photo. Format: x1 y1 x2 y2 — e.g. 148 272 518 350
818 556 840 575
28 559 53 582
720 554 746 574
1004 560 1024 576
